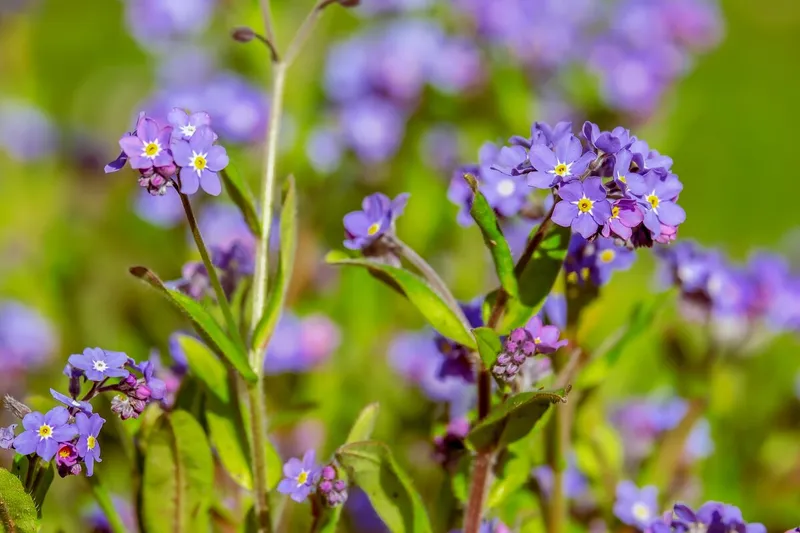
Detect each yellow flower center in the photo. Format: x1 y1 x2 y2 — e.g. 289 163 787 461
533 337 541 344
632 502 651 521
193 155 207 171
144 142 160 157
581 267 590 280
599 249 616 263
58 447 71 458
367 222 381 236
554 163 568 176
577 197 594 213
647 194 659 209
87 436 96 450
38 424 53 439
566 272 578 284
297 470 309 486
618 175 627 184
611 206 620 219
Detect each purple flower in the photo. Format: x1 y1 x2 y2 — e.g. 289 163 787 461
172 125 228 196
669 502 766 533
106 112 145 173
552 177 611 238
581 122 634 154
533 456 589 501
527 135 595 189
76 412 105 476
610 149 644 192
592 238 636 285
50 389 93 414
55 443 81 478
119 116 173 170
140 360 167 401
524 316 567 354
13 407 77 461
264 313 341 374
343 192 410 250
69 348 130 382
0 424 17 449
0 300 57 372
167 108 212 141
340 98 406 163
478 144 529 217
318 464 349 507
629 171 686 239
542 293 567 330
613 481 658 529
168 262 212 300
0 99 59 162
277 450 319 503
602 198 644 240
306 126 344 174
437 300 484 383
123 0 214 49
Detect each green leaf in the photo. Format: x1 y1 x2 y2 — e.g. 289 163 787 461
486 452 531 510
175 335 230 404
463 174 518 298
467 388 570 452
336 441 432 533
576 296 665 389
141 410 214 533
0 468 39 533
326 256 475 349
253 176 297 352
219 166 261 239
516 225 570 309
129 266 256 383
472 327 502 368
30 464 54 518
317 403 381 533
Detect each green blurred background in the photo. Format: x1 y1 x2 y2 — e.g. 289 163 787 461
1 0 799 530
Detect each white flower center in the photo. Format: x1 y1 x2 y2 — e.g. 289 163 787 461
631 502 651 521
142 140 162 159
180 124 196 138
92 359 108 372
497 178 516 197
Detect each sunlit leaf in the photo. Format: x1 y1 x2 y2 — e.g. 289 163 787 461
0 468 39 533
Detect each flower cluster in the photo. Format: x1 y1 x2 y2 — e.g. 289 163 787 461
453 0 722 116
307 19 483 171
106 108 229 197
1 347 166 478
657 241 800 341
613 482 768 532
492 317 567 382
277 450 349 507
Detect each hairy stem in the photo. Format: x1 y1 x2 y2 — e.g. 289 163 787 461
463 451 494 533
88 474 129 533
179 192 244 349
247 379 273 533
547 396 572 533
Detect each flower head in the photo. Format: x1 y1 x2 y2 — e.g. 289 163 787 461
581 122 634 155
613 481 658 529
68 348 130 382
118 116 173 170
318 464 349 507
167 108 212 142
602 198 644 240
628 171 686 239
55 442 81 478
50 388 93 414
552 177 612 238
277 450 319 502
0 424 17 449
527 135 596 189
13 407 77 461
0 300 57 372
343 192 410 250
172 125 228 196
76 412 105 476
524 316 567 354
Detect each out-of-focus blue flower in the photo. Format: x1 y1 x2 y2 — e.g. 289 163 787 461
343 192 409 251
123 0 215 50
84 496 138 533
134 187 184 228
277 450 319 503
613 480 659 529
0 99 59 161
533 455 590 501
0 301 57 372
345 488 390 533
263 313 341 374
306 126 344 174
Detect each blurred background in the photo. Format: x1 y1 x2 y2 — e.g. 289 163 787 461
1 0 799 531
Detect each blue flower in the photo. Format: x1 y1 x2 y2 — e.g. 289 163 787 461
68 348 130 382
76 413 105 477
13 407 77 461
277 450 319 503
50 388 93 414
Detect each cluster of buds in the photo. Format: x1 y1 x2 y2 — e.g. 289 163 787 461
318 464 348 508
492 318 567 383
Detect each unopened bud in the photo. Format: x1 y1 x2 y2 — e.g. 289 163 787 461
231 26 255 43
3 395 32 419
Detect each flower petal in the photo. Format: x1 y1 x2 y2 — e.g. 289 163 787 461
572 214 598 239
200 170 222 196
551 201 578 227
45 407 69 427
12 431 39 455
167 108 189 128
171 140 193 166
38 437 59 461
656 201 686 226
343 211 371 236
180 167 200 195
527 171 556 189
205 145 229 172
190 125 215 152
103 350 128 368
21 412 45 431
529 145 557 172
557 181 583 202
51 425 78 442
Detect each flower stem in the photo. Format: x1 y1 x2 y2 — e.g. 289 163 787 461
24 456 39 492
547 350 574 533
87 473 129 533
178 192 244 350
463 450 494 533
247 378 273 533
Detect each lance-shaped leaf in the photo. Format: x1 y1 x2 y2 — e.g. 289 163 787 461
129 266 256 383
516 225 570 309
326 255 475 349
252 176 297 352
467 387 570 452
576 295 665 389
0 468 39 533
472 327 502 368
219 166 261 238
336 441 432 533
318 403 380 533
176 335 253 490
464 174 518 298
141 410 214 533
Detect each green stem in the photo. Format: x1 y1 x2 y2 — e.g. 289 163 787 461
463 451 494 533
547 399 571 533
24 456 38 492
178 192 244 350
247 379 273 533
88 474 129 533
